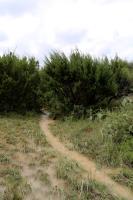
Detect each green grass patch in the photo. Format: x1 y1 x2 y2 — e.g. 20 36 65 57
51 103 133 168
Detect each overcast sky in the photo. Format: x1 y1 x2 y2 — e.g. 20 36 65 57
0 0 133 63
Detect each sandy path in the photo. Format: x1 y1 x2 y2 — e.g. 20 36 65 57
40 115 133 200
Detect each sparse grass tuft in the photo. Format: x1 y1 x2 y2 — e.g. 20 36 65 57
36 170 51 185
111 168 133 191
0 154 10 164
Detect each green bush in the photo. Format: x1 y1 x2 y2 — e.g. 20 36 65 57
41 50 131 117
0 52 42 113
99 103 133 167
0 51 132 115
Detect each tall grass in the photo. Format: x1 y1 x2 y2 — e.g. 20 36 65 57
51 102 133 168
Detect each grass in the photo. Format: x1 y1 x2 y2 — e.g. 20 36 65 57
56 157 123 200
111 168 133 191
51 102 133 188
0 154 10 164
37 170 51 185
0 113 48 152
0 113 54 199
1 167 31 200
0 108 132 199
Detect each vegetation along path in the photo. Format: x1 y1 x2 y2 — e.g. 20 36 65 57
40 115 133 200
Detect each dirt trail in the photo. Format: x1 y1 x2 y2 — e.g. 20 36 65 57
40 115 133 200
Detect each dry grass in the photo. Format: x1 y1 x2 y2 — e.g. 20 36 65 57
0 113 60 200
56 157 124 200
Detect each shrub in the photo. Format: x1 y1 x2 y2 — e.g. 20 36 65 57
0 52 42 113
41 50 131 117
101 103 133 167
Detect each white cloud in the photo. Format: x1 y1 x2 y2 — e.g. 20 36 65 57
0 0 133 62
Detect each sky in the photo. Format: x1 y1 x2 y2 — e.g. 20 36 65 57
0 0 133 63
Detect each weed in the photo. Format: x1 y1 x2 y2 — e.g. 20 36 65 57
37 170 51 185
0 154 10 164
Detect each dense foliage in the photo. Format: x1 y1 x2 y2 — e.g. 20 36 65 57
0 53 41 113
41 50 132 117
0 51 132 115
